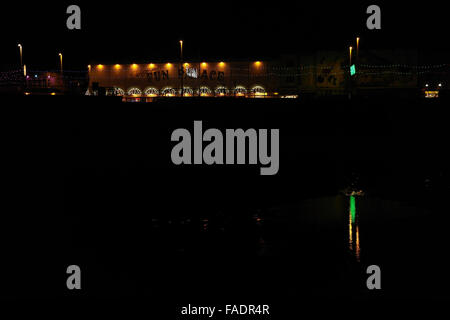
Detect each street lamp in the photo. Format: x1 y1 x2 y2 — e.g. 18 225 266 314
349 46 353 66
179 40 183 97
356 37 360 62
59 53 63 74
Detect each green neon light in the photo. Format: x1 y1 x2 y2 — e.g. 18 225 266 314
350 195 356 223
350 64 356 76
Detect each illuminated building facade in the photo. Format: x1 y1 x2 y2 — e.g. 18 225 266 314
87 60 300 101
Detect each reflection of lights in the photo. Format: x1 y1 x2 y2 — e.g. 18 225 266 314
349 211 353 251
356 224 360 262
350 195 356 223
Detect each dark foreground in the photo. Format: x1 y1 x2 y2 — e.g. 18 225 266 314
2 95 449 313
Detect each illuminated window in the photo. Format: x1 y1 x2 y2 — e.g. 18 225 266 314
114 88 125 96
234 86 247 96
181 87 194 97
128 87 142 96
144 87 159 97
161 87 176 96
425 91 439 98
215 86 229 96
250 85 266 97
198 86 212 97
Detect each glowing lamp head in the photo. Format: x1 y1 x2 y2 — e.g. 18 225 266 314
219 62 225 67
131 64 138 69
166 63 172 68
149 63 155 68
114 64 121 69
201 62 207 67
97 64 104 70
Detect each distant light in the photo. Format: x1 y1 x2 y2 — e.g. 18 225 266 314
149 63 155 68
255 61 262 66
97 64 104 70
114 64 121 69
219 62 225 67
24 92 30 95
50 92 56 96
34 74 37 78
18 44 22 48
201 62 207 67
438 83 442 87
166 63 172 68
425 84 429 87
184 62 189 67
47 75 50 79
131 64 138 69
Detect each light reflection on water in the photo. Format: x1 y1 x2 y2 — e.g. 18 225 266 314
348 195 361 262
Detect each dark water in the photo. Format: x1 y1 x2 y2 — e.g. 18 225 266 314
2 96 450 310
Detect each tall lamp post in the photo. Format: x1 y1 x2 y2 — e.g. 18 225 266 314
349 46 353 99
18 44 23 74
179 40 183 97
59 53 63 74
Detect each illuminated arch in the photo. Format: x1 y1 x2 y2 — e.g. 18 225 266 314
197 86 212 97
250 85 266 97
234 86 247 96
144 87 159 97
114 87 125 96
181 87 194 96
161 87 176 96
127 87 142 96
215 86 229 96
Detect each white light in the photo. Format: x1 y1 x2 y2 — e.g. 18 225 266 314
438 83 442 87
425 84 429 87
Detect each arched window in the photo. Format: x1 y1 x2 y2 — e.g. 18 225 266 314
234 86 247 96
114 87 125 96
144 87 159 97
250 85 266 97
197 86 212 97
161 87 176 96
127 87 142 96
181 87 194 97
215 86 229 96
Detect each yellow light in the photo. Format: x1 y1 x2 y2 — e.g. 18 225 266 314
201 62 207 67
131 64 138 69
255 61 262 66
184 63 189 67
219 62 225 67
50 92 56 96
149 63 155 68
97 64 104 70
24 92 30 95
166 63 172 68
114 64 121 69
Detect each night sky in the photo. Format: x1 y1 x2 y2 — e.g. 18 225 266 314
1 1 449 70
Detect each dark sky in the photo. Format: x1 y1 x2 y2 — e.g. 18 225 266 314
1 1 449 70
